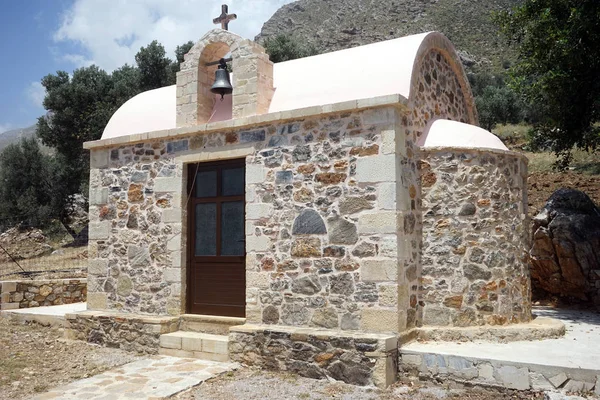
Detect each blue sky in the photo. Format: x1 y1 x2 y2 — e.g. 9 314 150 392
0 0 293 133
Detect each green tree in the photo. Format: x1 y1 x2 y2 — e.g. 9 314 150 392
262 35 318 63
496 0 600 167
168 40 195 82
25 39 194 231
135 40 172 91
0 138 54 228
476 86 523 131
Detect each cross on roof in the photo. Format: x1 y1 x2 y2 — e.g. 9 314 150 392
213 4 237 31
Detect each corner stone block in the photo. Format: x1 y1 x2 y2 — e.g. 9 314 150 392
88 259 109 275
381 129 396 155
246 203 273 220
360 308 400 333
373 355 398 389
246 164 266 184
164 268 181 283
1 281 17 293
377 183 396 210
89 221 111 240
362 259 398 282
358 212 397 234
247 272 270 290
87 292 108 310
356 154 396 183
154 177 182 193
167 233 182 251
1 303 20 310
90 149 109 169
246 235 271 252
162 209 183 224
89 187 108 206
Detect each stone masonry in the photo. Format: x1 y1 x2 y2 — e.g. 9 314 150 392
419 148 531 326
176 29 274 126
80 30 533 388
88 107 412 335
0 279 86 310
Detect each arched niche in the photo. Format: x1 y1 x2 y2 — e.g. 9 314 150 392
176 29 274 127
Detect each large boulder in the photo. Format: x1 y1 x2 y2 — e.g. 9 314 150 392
529 188 600 304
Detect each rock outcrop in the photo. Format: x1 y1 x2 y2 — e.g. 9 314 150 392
529 188 600 304
0 226 53 262
257 0 523 72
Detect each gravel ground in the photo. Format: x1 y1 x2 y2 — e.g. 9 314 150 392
0 317 140 400
173 367 548 400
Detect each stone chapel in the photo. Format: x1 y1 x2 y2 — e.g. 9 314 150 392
67 28 531 387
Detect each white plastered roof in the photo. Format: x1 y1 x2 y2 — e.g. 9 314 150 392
102 32 450 140
419 119 508 151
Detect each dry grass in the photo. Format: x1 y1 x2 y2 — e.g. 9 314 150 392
493 124 600 175
0 246 87 280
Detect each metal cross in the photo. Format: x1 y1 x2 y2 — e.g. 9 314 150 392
213 4 237 31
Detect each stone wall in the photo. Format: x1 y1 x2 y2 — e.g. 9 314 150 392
229 324 397 388
419 148 531 327
400 47 477 328
88 107 414 335
0 279 86 310
65 311 179 354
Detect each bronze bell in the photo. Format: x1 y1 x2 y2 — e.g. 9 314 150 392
210 58 233 100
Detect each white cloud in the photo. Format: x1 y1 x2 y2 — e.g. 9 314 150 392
54 0 293 71
26 82 46 109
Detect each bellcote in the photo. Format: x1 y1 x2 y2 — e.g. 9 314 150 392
175 29 274 127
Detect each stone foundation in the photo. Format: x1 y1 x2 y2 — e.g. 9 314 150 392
229 324 397 388
0 279 86 310
65 310 179 354
401 351 599 393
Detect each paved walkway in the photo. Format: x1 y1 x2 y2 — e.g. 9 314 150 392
403 307 600 370
33 356 237 400
2 302 86 316
0 302 87 326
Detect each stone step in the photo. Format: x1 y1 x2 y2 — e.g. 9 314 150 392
179 314 245 335
159 331 229 362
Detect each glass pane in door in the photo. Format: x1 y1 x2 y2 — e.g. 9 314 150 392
195 170 217 198
221 201 244 256
195 203 217 255
222 167 245 196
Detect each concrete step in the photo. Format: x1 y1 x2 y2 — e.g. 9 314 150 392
159 331 229 362
179 314 245 335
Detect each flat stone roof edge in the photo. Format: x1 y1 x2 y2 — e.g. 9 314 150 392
83 94 408 150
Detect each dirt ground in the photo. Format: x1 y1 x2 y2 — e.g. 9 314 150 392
0 320 550 400
0 318 139 400
174 367 546 400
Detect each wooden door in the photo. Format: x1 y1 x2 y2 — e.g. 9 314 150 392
187 159 245 317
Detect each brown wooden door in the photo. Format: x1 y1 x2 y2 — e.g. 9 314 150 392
187 159 245 317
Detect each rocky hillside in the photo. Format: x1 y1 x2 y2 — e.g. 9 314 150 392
257 0 523 72
0 124 36 152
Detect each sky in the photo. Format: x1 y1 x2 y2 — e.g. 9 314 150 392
0 0 293 134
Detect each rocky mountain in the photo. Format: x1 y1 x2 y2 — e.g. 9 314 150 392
0 124 37 152
257 0 523 72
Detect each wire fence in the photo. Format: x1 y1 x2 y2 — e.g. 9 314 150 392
0 220 88 281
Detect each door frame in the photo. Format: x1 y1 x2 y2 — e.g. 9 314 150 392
185 158 246 316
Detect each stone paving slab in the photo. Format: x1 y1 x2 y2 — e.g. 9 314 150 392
0 302 87 326
401 307 600 392
32 356 237 399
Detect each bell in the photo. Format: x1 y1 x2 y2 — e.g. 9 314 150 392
210 58 233 100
